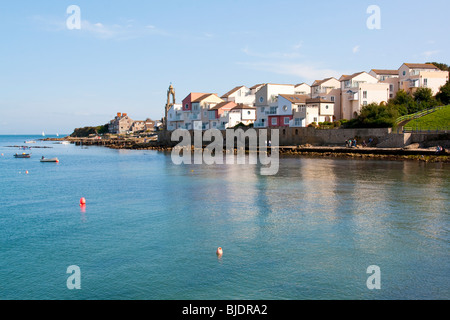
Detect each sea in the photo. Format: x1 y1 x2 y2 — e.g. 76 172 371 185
0 135 448 300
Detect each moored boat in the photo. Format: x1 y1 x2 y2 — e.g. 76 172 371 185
40 157 59 163
14 153 31 158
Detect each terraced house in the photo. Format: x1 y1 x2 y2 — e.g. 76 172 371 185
164 62 448 131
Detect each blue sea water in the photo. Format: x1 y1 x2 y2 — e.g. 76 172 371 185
0 135 449 300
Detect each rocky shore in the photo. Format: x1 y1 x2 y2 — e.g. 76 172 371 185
43 135 450 163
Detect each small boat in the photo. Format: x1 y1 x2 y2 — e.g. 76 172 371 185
40 157 59 163
14 153 31 158
24 140 36 144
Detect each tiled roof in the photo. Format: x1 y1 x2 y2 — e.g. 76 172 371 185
404 63 438 70
306 97 334 104
221 86 245 98
311 77 337 87
232 103 256 110
371 69 398 75
339 72 366 81
192 93 218 103
279 94 309 104
250 83 266 90
210 101 237 110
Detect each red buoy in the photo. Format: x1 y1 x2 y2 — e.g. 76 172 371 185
80 197 86 206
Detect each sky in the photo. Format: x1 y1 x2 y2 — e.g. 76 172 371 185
0 0 449 134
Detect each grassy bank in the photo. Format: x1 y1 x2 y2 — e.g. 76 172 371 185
405 105 450 129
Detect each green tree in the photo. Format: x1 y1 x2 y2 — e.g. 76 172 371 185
387 89 413 115
426 62 450 72
344 103 399 128
436 80 450 105
413 87 438 111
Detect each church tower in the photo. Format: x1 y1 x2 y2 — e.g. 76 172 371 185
165 83 176 130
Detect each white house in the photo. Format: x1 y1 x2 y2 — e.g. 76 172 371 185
369 69 399 100
167 104 184 131
398 63 449 96
294 83 311 95
188 93 224 130
207 101 237 130
254 83 296 128
228 104 257 128
221 86 256 105
310 77 341 120
340 72 390 119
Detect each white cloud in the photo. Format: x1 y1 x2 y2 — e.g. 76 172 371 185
293 42 303 50
422 50 440 58
32 15 171 40
242 46 302 60
352 45 360 54
237 61 347 84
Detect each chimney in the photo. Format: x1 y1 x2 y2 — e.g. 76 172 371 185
117 112 122 117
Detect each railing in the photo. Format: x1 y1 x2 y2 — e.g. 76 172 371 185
403 126 449 133
395 105 448 125
253 122 267 128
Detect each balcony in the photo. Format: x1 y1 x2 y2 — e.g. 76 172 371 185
189 113 200 120
253 121 267 128
409 79 420 88
289 118 305 128
346 91 359 100
265 107 278 115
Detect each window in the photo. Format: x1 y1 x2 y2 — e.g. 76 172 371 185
325 105 329 109
185 104 189 109
271 118 277 125
313 117 317 122
331 96 335 102
403 71 406 76
363 91 368 99
390 84 394 91
424 79 428 86
363 101 368 106
213 122 216 127
259 97 264 103
284 117 290 125
283 105 288 111
247 111 251 115
261 107 265 113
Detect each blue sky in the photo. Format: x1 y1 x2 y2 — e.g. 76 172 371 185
0 0 449 134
